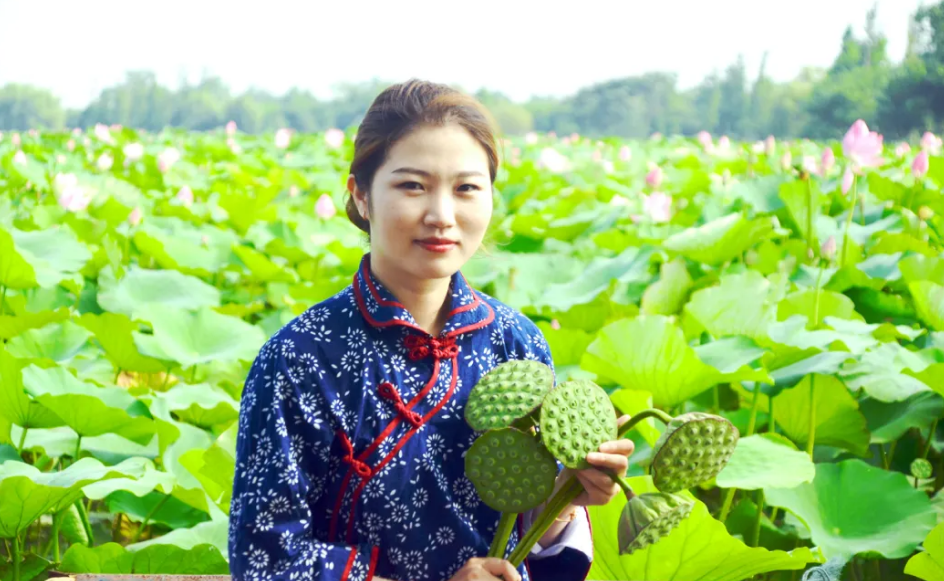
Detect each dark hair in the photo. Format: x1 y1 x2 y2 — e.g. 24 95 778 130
346 79 500 234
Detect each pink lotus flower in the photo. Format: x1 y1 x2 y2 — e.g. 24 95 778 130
11 133 20 146
110 124 122 131
842 167 855 194
325 128 345 149
72 128 82 136
781 152 793 170
157 148 181 173
592 149 602 162
895 143 911 157
618 145 632 161
123 143 144 161
561 137 571 145
315 194 336 219
643 192 672 222
697 131 713 149
54 173 93 212
821 147 836 173
569 133 580 142
12 150 27 166
525 132 538 145
128 206 143 226
28 129 38 138
66 140 76 152
650 132 663 141
821 236 837 260
550 319 561 330
275 128 291 149
802 155 819 176
913 151 930 179
842 119 884 168
226 120 237 136
97 153 113 171
921 131 943 153
765 136 776 155
176 185 194 207
94 124 114 144
718 135 731 150
646 166 663 188
537 147 570 173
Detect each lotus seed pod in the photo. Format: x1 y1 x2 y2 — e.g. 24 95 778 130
617 492 694 555
540 379 617 470
465 427 558 513
651 412 739 493
911 458 933 480
465 360 555 431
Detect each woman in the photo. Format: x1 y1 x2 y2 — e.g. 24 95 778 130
228 79 634 581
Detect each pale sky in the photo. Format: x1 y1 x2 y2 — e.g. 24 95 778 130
0 0 928 109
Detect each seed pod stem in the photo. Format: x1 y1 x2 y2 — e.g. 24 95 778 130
488 511 518 559
509 477 583 567
616 409 674 439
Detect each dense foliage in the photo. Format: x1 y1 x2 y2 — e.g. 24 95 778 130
0 120 942 581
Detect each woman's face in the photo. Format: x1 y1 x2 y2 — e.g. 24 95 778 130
349 123 493 283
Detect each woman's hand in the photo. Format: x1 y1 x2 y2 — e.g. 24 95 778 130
447 557 521 581
563 414 635 508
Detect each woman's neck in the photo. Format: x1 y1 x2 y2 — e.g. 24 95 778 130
369 255 454 336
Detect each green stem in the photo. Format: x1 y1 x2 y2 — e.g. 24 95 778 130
114 367 122 384
42 510 64 561
509 478 582 567
488 512 517 558
0 285 7 316
191 365 198 384
76 499 95 547
712 385 720 414
12 534 20 581
879 444 889 470
841 175 858 267
806 176 815 257
17 427 28 459
887 440 898 469
769 506 780 524
923 418 939 459
747 386 761 437
129 494 170 543
74 435 82 460
611 474 635 498
719 488 737 523
617 409 674 438
807 375 817 458
812 266 825 329
768 397 776 435
751 489 765 547
859 189 866 226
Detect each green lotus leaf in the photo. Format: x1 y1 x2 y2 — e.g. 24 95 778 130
684 270 781 342
158 383 239 429
536 246 655 312
641 258 693 316
663 214 777 266
8 227 92 288
77 312 167 373
910 281 944 331
766 459 935 559
97 265 221 318
715 433 815 490
905 521 944 581
60 541 228 575
125 519 229 559
860 391 944 443
0 308 71 341
5 320 92 363
0 348 63 431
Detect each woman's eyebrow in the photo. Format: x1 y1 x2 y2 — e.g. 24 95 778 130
391 167 486 179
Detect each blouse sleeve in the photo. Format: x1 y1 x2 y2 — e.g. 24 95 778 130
228 338 378 581
517 322 594 580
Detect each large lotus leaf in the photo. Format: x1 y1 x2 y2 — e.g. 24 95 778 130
910 281 944 331
132 226 230 276
82 459 176 499
0 457 147 537
464 252 584 311
105 489 210 529
133 305 267 368
77 312 167 373
839 342 938 402
776 290 863 330
5 320 91 363
683 270 780 342
900 254 944 285
778 178 823 248
159 383 239 429
662 213 777 266
582 316 764 408
60 541 228 574
0 348 63 430
20 365 155 444
12 426 157 465
860 392 944 443
9 227 92 288
641 258 693 316
148 397 214 512
767 351 857 389
0 229 38 290
823 316 926 343
0 307 71 341
232 244 298 283
536 246 655 312
587 475 820 581
766 459 936 559
766 316 878 354
691 336 772 384
126 519 229 559
97 265 221 318
906 521 944 581
736 375 870 456
715 433 815 490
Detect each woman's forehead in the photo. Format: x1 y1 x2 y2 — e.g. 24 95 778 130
382 125 490 174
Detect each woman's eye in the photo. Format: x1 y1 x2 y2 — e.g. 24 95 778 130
458 184 481 193
399 181 423 191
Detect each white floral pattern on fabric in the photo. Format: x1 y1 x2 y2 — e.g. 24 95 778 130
229 254 592 581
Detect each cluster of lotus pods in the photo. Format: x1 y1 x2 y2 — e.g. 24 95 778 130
464 360 740 559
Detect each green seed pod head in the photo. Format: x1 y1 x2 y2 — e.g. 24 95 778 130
465 427 558 513
651 412 739 493
540 379 617 470
911 458 933 480
465 360 555 431
617 492 694 555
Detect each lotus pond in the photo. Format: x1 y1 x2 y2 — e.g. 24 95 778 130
0 124 943 581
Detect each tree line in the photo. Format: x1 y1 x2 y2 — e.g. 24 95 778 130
2 2 943 141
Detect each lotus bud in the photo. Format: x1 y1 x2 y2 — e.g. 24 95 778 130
325 128 345 149
646 166 663 188
128 207 143 226
67 140 76 151
650 412 739 493
913 151 930 179
802 155 819 176
550 319 561 330
12 151 27 165
896 143 911 157
176 185 194 207
618 492 694 555
226 120 237 135
765 135 776 156
821 147 835 173
315 194 336 219
619 145 632 161
123 142 144 162
821 236 837 261
842 168 855 194
94 123 113 144
158 147 181 173
780 152 792 171
275 128 291 149
643 192 672 223
97 153 113 171
921 131 942 153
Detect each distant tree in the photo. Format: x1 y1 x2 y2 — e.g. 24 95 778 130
0 84 65 130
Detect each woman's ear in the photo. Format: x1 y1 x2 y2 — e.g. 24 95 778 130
347 174 369 220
